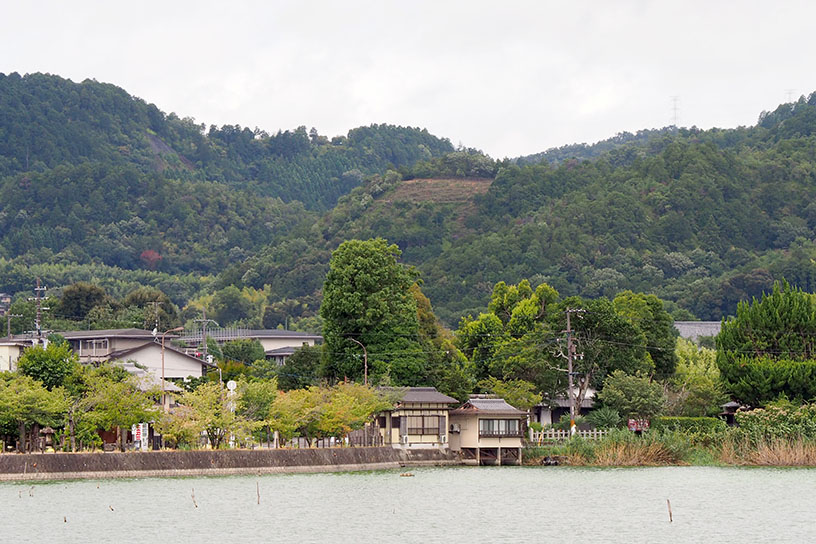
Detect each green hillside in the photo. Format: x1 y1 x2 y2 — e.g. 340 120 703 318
0 72 453 209
3 71 816 328
0 73 454 281
228 95 816 325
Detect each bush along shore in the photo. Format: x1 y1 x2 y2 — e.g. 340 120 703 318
523 407 816 467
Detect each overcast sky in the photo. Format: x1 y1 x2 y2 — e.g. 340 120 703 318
2 1 815 158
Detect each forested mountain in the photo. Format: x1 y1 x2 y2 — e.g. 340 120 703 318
515 127 674 166
224 94 816 326
0 72 453 209
3 71 816 329
0 72 453 283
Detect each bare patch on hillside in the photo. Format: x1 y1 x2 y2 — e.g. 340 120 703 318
383 178 493 204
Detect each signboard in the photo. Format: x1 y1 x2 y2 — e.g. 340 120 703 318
132 422 150 451
627 419 650 432
140 423 149 451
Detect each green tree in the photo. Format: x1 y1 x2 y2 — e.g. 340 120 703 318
668 338 726 416
477 377 542 412
237 377 278 445
123 286 181 330
17 342 79 390
613 290 678 378
318 383 392 440
211 286 255 326
180 381 243 448
57 282 108 321
320 239 425 385
597 370 666 420
276 345 322 390
221 339 265 364
0 374 68 452
271 387 322 444
81 374 159 451
717 280 816 405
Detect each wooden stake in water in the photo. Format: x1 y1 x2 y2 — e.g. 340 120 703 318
256 481 260 505
667 499 673 523
191 488 198 508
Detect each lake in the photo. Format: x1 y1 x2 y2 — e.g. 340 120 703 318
2 466 814 543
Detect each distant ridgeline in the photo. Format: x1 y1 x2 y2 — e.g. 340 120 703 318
3 71 816 326
0 72 453 280
225 92 816 325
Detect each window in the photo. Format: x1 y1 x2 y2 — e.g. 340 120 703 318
407 415 440 435
80 339 109 356
479 419 521 437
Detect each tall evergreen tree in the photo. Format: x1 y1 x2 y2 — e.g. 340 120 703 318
320 238 426 385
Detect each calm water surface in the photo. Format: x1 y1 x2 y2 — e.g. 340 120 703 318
2 466 814 543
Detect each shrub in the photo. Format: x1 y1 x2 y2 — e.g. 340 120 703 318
733 405 816 444
652 416 727 433
585 406 622 429
597 370 666 420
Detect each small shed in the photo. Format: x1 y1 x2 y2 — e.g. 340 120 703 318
449 397 526 466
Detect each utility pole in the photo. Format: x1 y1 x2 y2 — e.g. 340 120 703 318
148 300 162 332
28 279 49 343
6 313 22 338
194 310 219 360
564 308 585 436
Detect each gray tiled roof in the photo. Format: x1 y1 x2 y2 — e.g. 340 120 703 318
452 397 527 416
674 321 721 341
58 328 158 340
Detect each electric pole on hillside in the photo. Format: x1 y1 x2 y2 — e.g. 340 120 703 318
194 310 219 360
6 313 22 338
28 278 50 343
560 307 585 436
148 300 162 332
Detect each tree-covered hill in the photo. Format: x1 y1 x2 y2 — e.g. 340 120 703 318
223 94 816 326
4 71 816 329
0 72 454 209
0 72 455 280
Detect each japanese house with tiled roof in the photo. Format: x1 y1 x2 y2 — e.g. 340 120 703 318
449 396 526 465
377 387 459 449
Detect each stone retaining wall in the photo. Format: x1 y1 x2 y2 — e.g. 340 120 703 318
0 447 460 481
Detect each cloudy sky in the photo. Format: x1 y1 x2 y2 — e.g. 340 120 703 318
2 1 814 158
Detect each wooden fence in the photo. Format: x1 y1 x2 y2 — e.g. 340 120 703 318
529 429 608 445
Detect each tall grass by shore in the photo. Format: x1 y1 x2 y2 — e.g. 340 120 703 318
524 429 816 467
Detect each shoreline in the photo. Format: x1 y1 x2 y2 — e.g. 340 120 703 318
0 447 461 482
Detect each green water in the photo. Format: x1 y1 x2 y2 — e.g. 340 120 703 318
2 466 814 543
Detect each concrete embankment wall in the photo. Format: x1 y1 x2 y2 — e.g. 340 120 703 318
0 447 461 481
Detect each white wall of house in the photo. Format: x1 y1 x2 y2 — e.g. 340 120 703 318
109 345 207 379
0 343 23 372
256 338 316 352
449 414 524 451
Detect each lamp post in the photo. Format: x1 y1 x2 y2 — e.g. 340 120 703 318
161 326 184 412
348 337 368 386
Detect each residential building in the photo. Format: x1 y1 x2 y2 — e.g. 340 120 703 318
177 327 322 365
58 328 212 379
0 338 29 372
61 329 159 363
377 387 459 449
531 387 597 427
449 396 526 465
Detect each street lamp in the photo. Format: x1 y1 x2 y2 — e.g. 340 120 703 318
161 326 184 412
347 337 368 386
